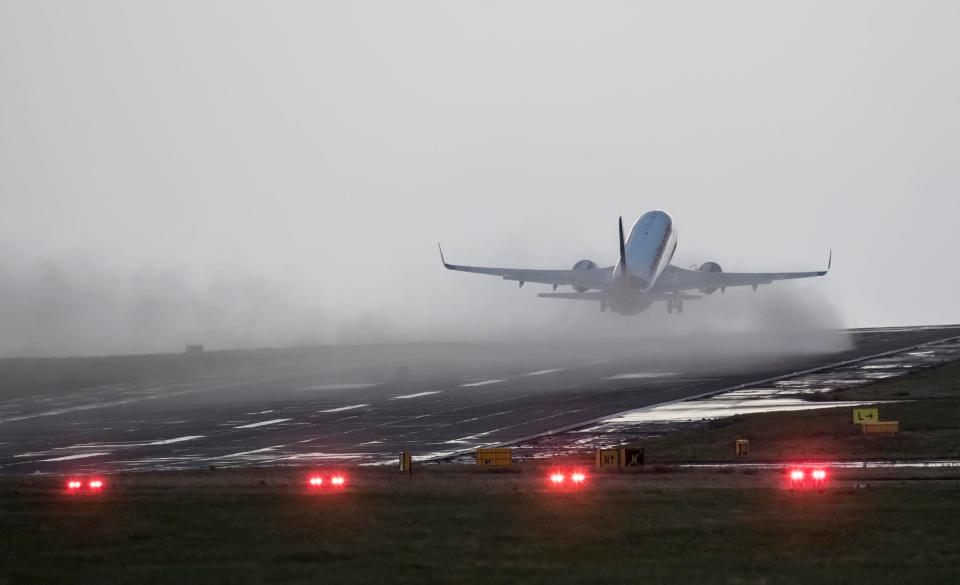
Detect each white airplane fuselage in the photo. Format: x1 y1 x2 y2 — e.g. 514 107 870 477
609 210 678 314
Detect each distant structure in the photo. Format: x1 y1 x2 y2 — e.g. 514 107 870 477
185 344 204 355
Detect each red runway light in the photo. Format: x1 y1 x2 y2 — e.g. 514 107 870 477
571 472 586 484
789 469 805 481
812 469 827 481
330 475 346 487
66 480 82 490
549 473 565 485
308 475 324 487
88 479 104 490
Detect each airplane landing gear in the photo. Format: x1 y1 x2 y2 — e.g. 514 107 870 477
667 299 684 314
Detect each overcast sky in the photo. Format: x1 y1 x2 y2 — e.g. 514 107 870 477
1 1 958 356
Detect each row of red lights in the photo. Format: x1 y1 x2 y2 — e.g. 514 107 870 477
66 478 105 491
307 474 347 488
788 467 828 487
62 467 826 494
64 473 349 494
549 471 587 486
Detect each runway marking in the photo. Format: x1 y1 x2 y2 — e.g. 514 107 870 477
215 446 282 459
298 383 381 391
0 378 269 425
281 452 370 461
147 435 204 445
393 392 441 399
248 410 274 415
234 418 291 429
523 369 566 376
40 452 110 462
461 379 505 387
320 404 369 413
604 372 675 380
445 430 497 444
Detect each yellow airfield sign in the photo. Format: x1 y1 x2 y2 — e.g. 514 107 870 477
853 408 879 424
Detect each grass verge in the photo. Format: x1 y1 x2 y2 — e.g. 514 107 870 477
639 360 960 463
1 468 959 585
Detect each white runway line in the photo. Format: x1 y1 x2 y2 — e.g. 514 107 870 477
147 435 204 445
215 446 282 459
393 392 441 399
298 383 381 391
320 404 369 413
604 372 675 380
461 379 505 387
40 452 110 462
234 418 291 429
523 368 566 376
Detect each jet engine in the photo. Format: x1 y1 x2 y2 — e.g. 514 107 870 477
698 261 722 294
571 259 598 293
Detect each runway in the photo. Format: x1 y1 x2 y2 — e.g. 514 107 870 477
1 325 958 475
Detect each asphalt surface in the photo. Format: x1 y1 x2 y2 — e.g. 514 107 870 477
1 325 958 474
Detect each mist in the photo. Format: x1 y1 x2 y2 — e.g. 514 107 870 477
0 245 849 357
2 1 958 357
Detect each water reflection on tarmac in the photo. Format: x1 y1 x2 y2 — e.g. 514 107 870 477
503 337 960 461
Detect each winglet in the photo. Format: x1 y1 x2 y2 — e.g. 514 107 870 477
438 243 450 268
817 249 832 276
618 217 627 270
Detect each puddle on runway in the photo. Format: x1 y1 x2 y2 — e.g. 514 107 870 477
494 338 960 463
600 398 883 424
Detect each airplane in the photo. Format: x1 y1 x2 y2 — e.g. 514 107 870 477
438 210 830 315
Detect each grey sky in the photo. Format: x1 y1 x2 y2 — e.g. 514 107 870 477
1 2 958 356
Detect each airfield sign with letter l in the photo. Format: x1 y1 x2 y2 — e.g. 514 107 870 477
853 408 879 424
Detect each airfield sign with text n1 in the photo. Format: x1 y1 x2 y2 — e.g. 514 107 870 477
853 408 879 424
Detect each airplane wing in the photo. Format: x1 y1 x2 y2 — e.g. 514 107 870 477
438 245 613 290
652 252 831 293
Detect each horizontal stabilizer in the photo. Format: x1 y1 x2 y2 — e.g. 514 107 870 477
537 292 604 301
537 292 703 302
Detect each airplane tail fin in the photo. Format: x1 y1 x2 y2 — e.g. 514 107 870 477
618 216 627 271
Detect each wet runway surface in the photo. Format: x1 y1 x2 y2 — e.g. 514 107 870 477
1 325 958 475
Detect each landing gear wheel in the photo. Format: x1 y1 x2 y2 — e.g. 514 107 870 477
677 300 684 314
667 300 674 314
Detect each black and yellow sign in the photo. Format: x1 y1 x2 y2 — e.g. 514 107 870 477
735 439 749 456
596 449 621 467
476 448 512 467
853 408 879 424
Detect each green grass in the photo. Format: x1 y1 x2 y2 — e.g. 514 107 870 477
3 361 958 584
1 474 959 585
640 360 960 463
